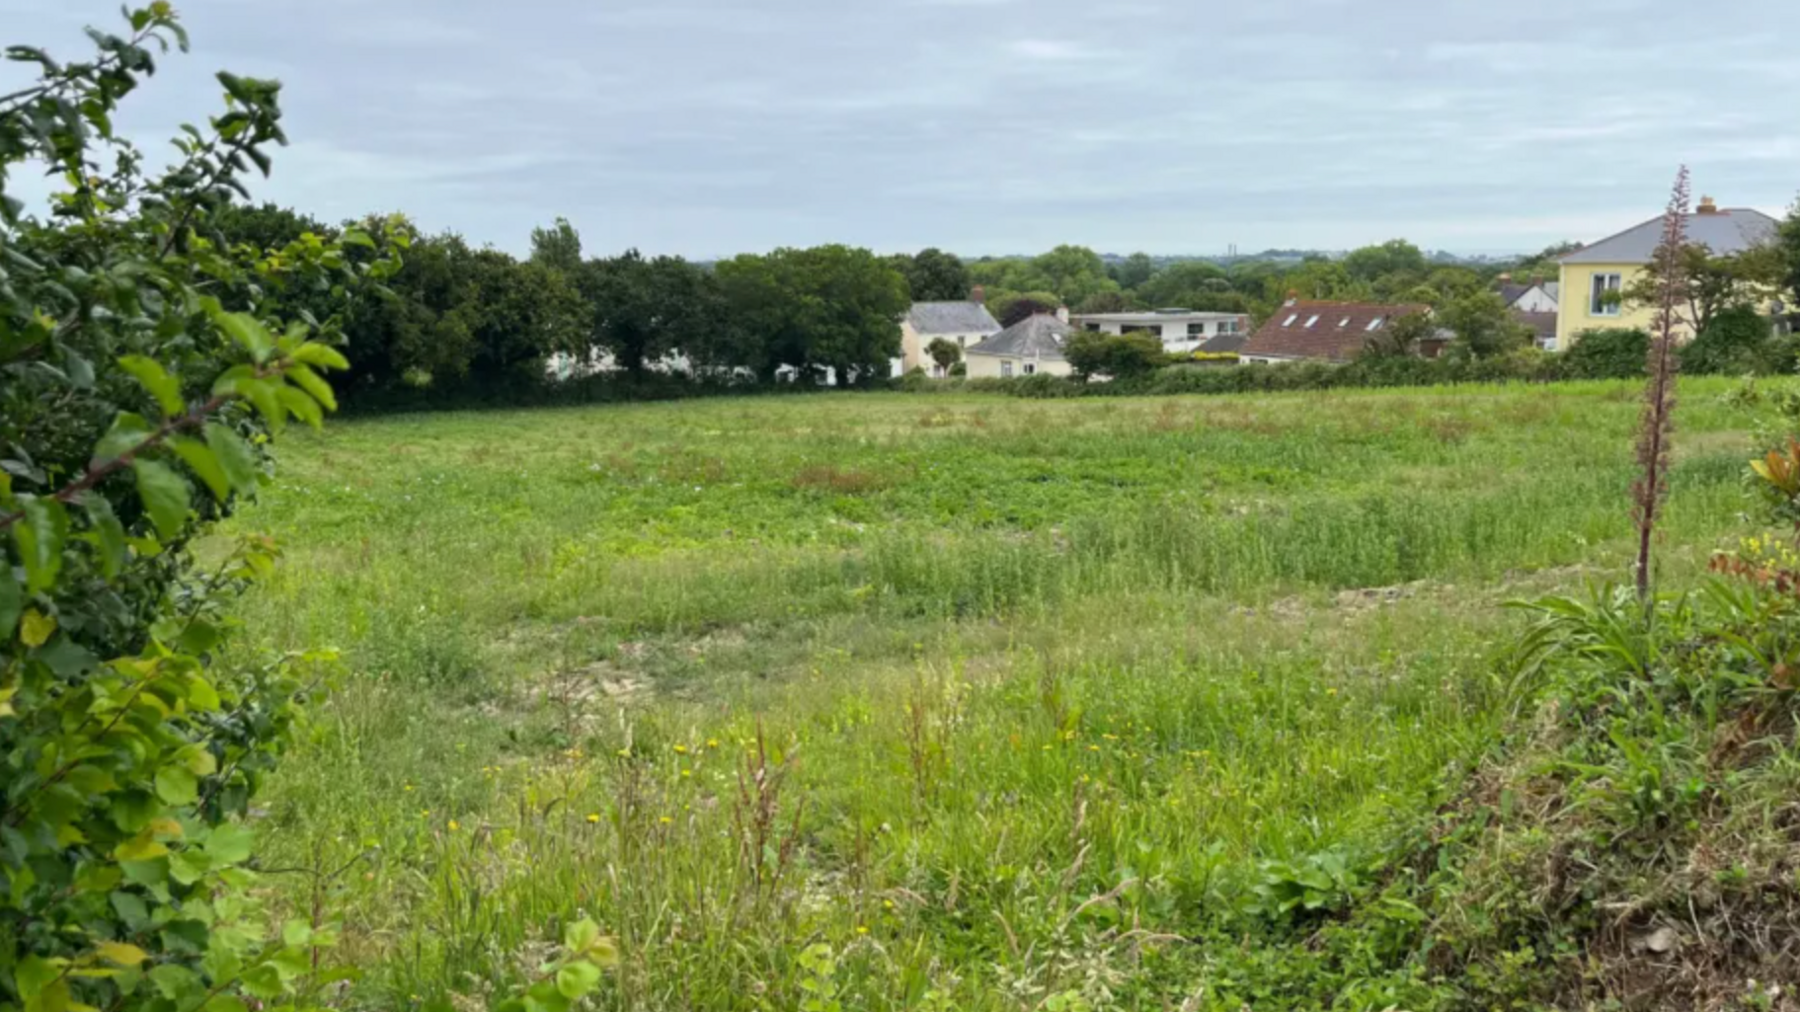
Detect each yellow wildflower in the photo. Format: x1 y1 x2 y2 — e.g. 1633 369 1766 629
586 813 601 824
448 820 460 832
706 738 720 749
659 816 672 825
673 744 689 755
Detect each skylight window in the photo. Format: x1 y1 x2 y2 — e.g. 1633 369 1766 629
1303 315 1320 328
1365 317 1385 331
1283 314 1298 326
1339 317 1352 328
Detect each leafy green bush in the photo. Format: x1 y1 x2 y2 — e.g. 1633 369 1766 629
1064 330 1166 380
0 11 614 1011
1559 327 1650 379
1680 304 1776 374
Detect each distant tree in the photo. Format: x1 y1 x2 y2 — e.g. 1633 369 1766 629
210 201 333 252
530 216 583 273
1779 195 1800 309
1111 252 1156 289
926 337 963 375
891 247 972 302
1342 239 1427 283
1075 290 1134 314
580 251 718 378
990 290 1062 328
716 245 908 385
340 230 485 390
1064 330 1166 381
1511 240 1584 280
1361 311 1436 359
1138 261 1229 308
1439 291 1527 359
1030 245 1120 307
1268 260 1365 303
464 252 587 379
1622 242 1782 334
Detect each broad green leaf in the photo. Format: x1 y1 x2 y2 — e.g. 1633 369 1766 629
204 998 248 1012
169 850 210 886
285 362 338 412
14 496 68 592
0 564 20 640
148 963 201 1001
154 765 197 805
204 822 254 864
96 941 148 966
132 459 189 540
110 891 150 928
14 955 59 998
117 354 185 418
556 961 602 1000
82 494 126 579
204 423 259 493
95 412 155 462
114 831 169 862
20 608 54 647
239 962 283 1001
564 918 600 953
213 312 273 363
292 341 350 371
169 437 229 501
276 386 322 430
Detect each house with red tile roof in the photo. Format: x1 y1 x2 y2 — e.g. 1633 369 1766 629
1240 300 1432 363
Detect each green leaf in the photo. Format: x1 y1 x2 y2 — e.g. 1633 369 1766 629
169 850 210 886
285 363 338 412
96 941 148 966
292 341 350 371
204 423 259 494
556 961 602 1000
14 496 68 592
239 962 284 1001
148 963 202 1001
203 997 248 1012
132 459 190 540
564 918 601 953
213 312 273 363
14 955 58 998
169 437 229 501
117 354 185 418
204 822 254 864
276 385 323 430
82 494 127 580
154 765 197 805
95 412 155 462
110 891 150 928
0 563 19 640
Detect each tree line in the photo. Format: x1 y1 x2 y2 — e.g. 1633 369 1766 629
210 202 1800 409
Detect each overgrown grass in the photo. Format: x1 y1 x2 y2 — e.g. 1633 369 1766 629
223 377 1766 1010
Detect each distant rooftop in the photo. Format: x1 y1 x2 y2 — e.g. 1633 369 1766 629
906 301 1000 336
1562 201 1779 264
1076 309 1244 322
967 314 1071 360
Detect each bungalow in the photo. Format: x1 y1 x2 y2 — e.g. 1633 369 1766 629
964 313 1074 378
900 288 1001 376
1074 309 1249 354
1240 300 1430 364
1556 196 1780 350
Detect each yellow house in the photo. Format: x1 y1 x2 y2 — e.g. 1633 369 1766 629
1556 197 1780 350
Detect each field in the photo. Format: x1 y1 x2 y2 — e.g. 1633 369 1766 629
223 378 1765 1010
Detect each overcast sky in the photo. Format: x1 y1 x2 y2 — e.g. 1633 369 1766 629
5 0 1798 259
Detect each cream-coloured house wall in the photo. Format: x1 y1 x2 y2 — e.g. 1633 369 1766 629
964 354 1073 379
901 321 997 374
1557 262 1660 349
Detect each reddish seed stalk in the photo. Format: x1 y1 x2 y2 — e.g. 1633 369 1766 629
1632 166 1692 601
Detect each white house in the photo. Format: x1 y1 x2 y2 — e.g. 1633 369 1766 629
1496 276 1559 313
964 313 1074 378
899 290 1002 376
1073 310 1250 354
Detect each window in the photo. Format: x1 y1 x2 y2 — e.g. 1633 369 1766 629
1339 317 1352 328
1366 317 1385 331
1187 323 1207 336
1024 362 1037 375
1589 273 1622 316
1219 320 1239 334
1303 315 1320 328
1283 314 1298 326
1001 360 1013 378
1127 324 1163 337
1085 322 1102 332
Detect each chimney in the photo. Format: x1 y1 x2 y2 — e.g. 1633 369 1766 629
1284 289 1299 307
1498 272 1512 283
1697 196 1719 215
969 285 986 304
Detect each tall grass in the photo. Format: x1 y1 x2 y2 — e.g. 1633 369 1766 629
222 377 1768 1010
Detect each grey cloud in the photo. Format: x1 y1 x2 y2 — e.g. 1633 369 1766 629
3 0 1797 258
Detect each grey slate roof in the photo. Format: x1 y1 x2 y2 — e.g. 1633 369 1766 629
1199 332 1249 354
1512 310 1558 342
1562 209 1779 264
1498 283 1532 307
907 301 1000 336
967 314 1070 360
1542 282 1560 303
